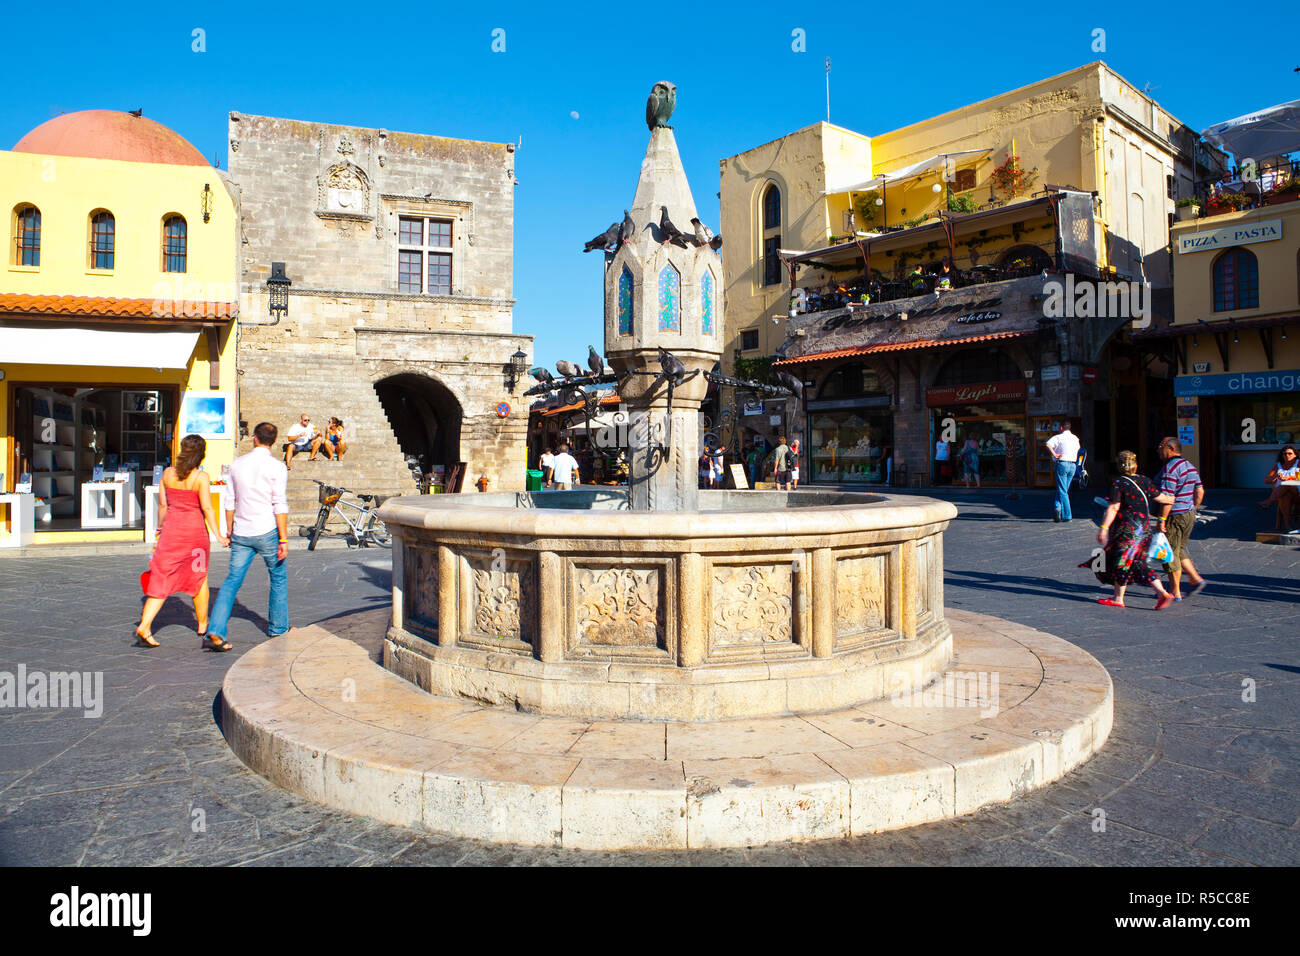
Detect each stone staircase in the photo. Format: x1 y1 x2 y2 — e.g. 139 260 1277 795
237 351 417 533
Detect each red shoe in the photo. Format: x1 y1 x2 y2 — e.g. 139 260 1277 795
1154 594 1174 610
1098 598 1125 608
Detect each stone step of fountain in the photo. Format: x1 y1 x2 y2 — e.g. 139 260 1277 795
221 607 1112 851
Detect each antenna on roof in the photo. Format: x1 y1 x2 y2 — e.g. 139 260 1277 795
825 58 831 123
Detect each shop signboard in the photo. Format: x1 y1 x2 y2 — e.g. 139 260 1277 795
1176 219 1281 255
1174 368 1300 397
926 380 1027 407
1041 366 1062 382
1179 425 1195 446
742 401 765 416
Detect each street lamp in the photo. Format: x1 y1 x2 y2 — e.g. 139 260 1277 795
507 348 529 391
267 262 291 321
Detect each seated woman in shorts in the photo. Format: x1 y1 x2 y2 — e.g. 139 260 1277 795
322 417 347 461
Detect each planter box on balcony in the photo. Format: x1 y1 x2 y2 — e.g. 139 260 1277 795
1264 192 1300 207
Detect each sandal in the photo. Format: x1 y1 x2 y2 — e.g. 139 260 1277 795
1098 598 1125 608
134 628 159 648
201 634 233 652
1154 595 1174 610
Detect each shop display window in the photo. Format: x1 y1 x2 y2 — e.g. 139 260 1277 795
1221 395 1298 445
932 406 1027 485
810 411 893 483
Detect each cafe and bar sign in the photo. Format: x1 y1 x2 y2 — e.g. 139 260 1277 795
1176 219 1281 255
926 380 1028 407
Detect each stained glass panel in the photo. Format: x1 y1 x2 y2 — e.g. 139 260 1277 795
658 264 680 332
701 270 715 335
618 267 634 335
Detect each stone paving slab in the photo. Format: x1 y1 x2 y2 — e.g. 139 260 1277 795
219 611 1111 849
2 491 1297 864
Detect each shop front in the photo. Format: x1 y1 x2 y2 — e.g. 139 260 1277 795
804 364 894 484
927 379 1028 485
1174 367 1300 488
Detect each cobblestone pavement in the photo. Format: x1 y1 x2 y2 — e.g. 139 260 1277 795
1 489 1297 866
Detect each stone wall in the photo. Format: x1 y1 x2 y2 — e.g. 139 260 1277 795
227 112 530 491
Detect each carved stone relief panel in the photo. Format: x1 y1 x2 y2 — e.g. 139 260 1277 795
462 551 534 653
405 545 439 639
916 536 935 623
710 562 797 658
570 564 668 660
835 552 891 649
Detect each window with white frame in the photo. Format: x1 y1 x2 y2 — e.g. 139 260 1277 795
397 215 454 294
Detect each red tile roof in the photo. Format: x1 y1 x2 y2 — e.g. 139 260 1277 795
774 329 1034 365
0 293 237 321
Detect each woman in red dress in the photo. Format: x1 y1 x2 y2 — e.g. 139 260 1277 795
133 435 230 649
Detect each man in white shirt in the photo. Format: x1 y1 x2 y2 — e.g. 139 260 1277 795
550 444 580 490
283 413 321 469
1045 423 1081 522
539 448 555 489
207 422 292 647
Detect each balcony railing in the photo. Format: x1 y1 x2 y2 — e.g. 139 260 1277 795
795 263 1059 314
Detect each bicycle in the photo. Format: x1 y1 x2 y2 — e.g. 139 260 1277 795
307 480 392 550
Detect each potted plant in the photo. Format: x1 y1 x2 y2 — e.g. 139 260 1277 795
1175 197 1200 221
1206 191 1251 215
1265 179 1300 206
989 153 1038 199
947 192 980 213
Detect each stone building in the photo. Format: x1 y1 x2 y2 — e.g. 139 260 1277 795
719 62 1226 486
227 112 530 525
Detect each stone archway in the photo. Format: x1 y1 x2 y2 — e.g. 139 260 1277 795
373 372 463 473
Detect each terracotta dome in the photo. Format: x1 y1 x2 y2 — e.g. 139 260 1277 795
14 110 209 167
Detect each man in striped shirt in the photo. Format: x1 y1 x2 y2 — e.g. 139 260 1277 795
1155 437 1208 600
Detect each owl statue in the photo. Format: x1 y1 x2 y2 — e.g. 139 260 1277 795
646 81 677 131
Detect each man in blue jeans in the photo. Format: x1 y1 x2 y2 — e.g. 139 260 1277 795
1045 423 1080 522
207 422 291 648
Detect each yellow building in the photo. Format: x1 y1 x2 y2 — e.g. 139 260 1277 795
1 110 238 544
719 61 1223 486
1152 196 1300 488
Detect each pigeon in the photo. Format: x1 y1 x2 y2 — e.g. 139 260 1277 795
530 366 554 384
775 370 804 399
658 206 691 248
583 222 620 253
587 346 605 377
128 108 143 118
708 234 723 251
620 210 635 245
556 359 583 379
689 217 713 247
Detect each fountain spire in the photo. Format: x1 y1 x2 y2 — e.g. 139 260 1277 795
604 83 723 511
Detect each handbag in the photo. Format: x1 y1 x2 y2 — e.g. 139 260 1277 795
1122 476 1171 563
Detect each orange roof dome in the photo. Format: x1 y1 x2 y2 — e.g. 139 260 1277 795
14 110 209 167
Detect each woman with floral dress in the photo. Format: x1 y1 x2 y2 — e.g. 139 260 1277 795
1085 450 1177 609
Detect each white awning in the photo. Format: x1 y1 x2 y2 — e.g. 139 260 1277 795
1202 100 1300 161
824 148 993 195
0 325 200 369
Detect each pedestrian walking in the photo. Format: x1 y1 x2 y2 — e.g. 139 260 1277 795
789 439 801 489
710 445 725 489
134 435 228 648
550 443 580 490
1154 436 1208 600
1084 450 1176 610
540 447 555 489
1045 423 1080 521
206 422 292 648
960 437 981 489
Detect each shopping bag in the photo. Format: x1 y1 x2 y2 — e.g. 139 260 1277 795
1147 531 1173 564
139 569 151 593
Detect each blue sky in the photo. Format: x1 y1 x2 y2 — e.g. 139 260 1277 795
6 2 1296 371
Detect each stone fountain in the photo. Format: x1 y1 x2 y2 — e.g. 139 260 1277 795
376 85 956 721
220 85 1114 849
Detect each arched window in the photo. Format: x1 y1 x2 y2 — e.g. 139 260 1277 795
761 183 782 287
14 205 40 267
933 349 1021 386
999 244 1052 275
701 270 715 335
763 184 781 230
618 266 634 335
90 210 115 270
163 215 187 273
657 264 680 331
1213 248 1259 311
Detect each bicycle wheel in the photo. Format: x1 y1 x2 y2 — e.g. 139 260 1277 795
367 518 391 548
307 503 330 551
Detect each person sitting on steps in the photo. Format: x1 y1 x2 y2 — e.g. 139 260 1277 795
322 417 347 461
283 413 323 470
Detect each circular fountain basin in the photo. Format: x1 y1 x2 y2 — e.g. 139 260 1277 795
377 490 957 722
